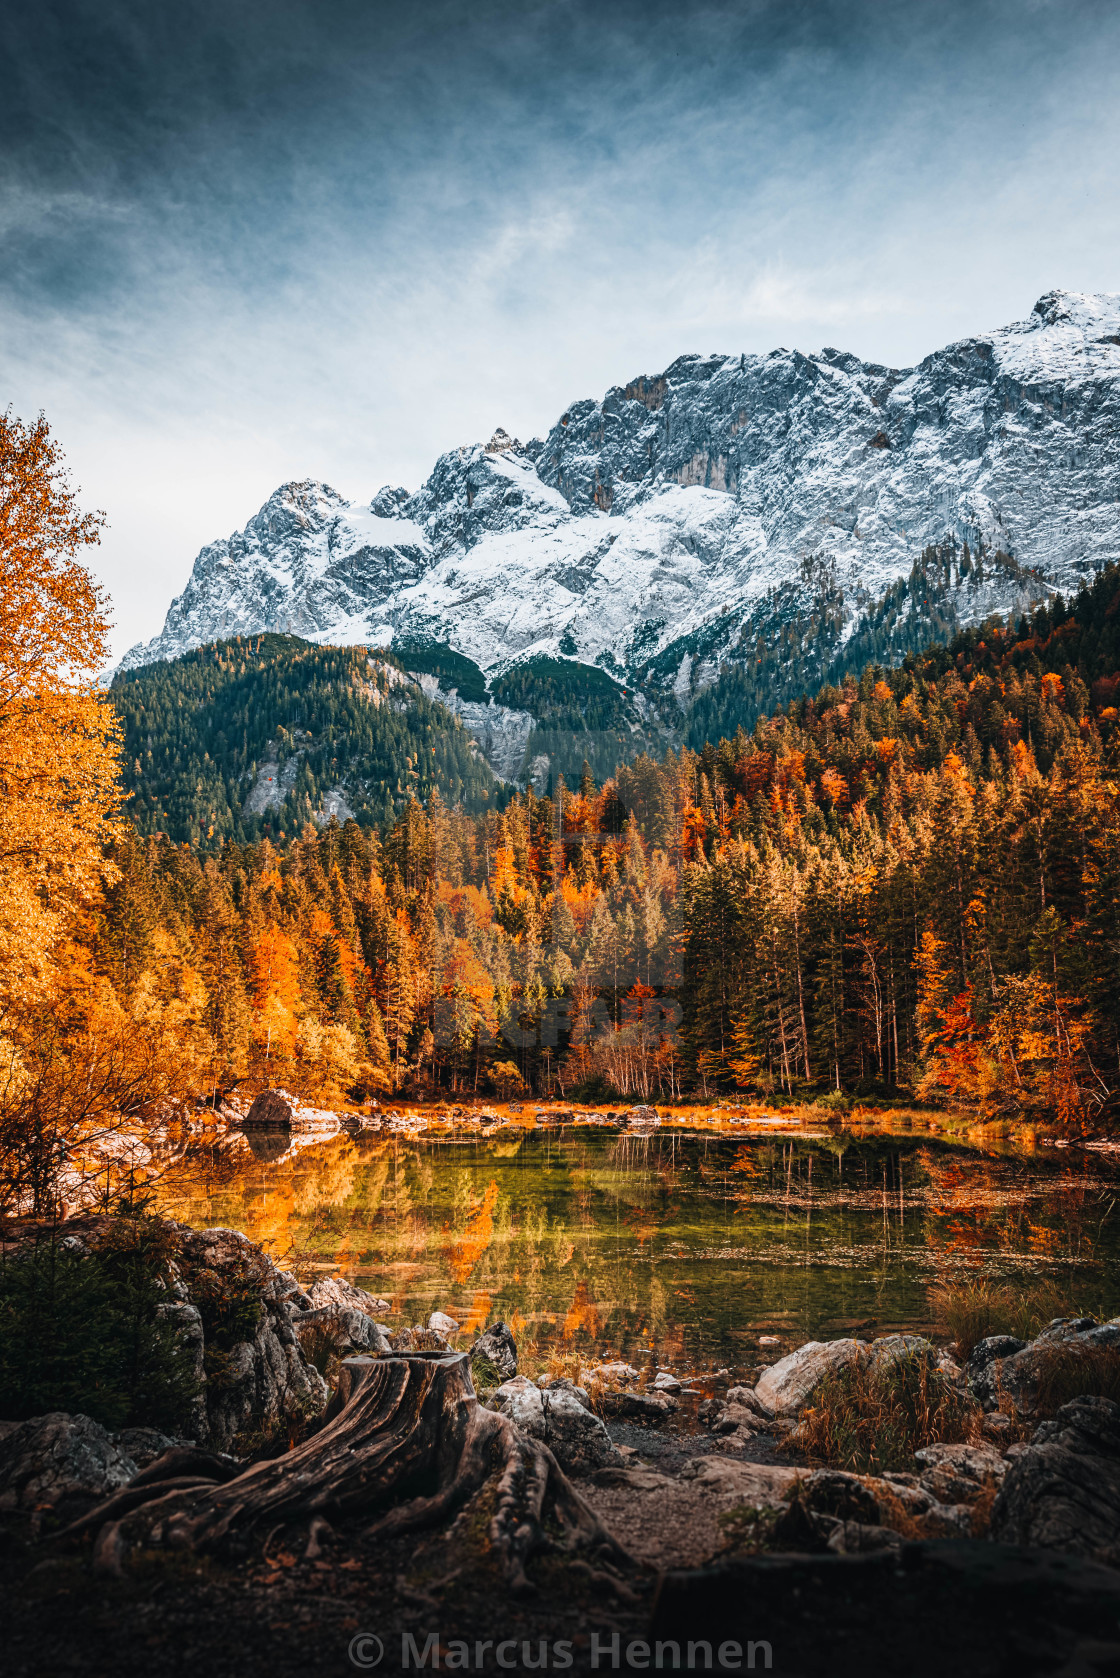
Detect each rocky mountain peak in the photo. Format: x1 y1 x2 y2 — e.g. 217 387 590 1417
123 292 1120 713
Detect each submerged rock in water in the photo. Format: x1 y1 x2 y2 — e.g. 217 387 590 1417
0 1414 137 1517
650 1370 682 1393
989 1395 1120 1565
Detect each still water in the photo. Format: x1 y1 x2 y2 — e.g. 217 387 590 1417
153 1124 1120 1372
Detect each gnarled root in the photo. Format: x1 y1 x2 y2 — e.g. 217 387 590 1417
76 1352 628 1591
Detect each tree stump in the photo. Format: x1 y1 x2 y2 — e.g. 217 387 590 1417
81 1351 629 1593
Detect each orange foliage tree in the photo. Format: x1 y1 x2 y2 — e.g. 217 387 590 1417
0 411 122 1007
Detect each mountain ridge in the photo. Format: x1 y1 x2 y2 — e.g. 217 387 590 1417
122 289 1120 772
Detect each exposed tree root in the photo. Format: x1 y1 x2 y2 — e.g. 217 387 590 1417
73 1351 629 1592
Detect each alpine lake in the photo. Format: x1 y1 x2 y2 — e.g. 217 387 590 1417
150 1105 1120 1378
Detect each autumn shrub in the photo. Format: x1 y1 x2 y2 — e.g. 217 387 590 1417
489 1060 528 1101
786 1350 979 1473
1033 1344 1120 1415
0 1219 200 1430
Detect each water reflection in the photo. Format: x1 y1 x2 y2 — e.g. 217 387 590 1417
151 1127 1120 1371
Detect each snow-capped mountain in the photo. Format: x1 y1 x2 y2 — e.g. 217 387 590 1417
123 290 1120 703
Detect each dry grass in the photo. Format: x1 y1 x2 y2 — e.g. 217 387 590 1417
931 1278 1081 1361
1033 1343 1120 1415
783 1350 980 1473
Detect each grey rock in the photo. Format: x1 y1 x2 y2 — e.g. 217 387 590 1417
0 1414 137 1516
499 1384 622 1476
989 1395 1120 1564
798 1469 883 1526
650 1370 682 1393
597 1361 641 1383
540 1375 592 1409
867 1334 936 1368
753 1338 869 1417
966 1334 1027 1375
598 1389 677 1421
112 1427 187 1470
914 1442 1008 1506
969 1319 1120 1416
305 1275 391 1318
388 1326 448 1352
176 1226 329 1453
827 1520 903 1556
920 1501 977 1538
241 1088 340 1134
469 1322 518 1382
294 1306 391 1357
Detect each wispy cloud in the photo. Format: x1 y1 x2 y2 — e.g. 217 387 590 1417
2 0 1119 654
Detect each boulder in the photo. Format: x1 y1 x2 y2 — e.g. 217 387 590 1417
914 1442 1008 1506
428 1311 460 1338
753 1338 869 1416
650 1370 682 1393
724 1384 769 1417
628 1106 661 1126
867 1333 936 1368
598 1389 677 1421
966 1334 1027 1376
679 1455 799 1503
304 1275 391 1317
968 1318 1120 1416
296 1307 391 1356
711 1400 771 1438
497 1383 622 1475
469 1321 518 1382
988 1395 1120 1565
175 1227 329 1453
540 1374 592 1408
827 1521 903 1555
495 1375 538 1402
241 1088 341 1133
797 1468 883 1525
113 1427 188 1470
0 1414 137 1518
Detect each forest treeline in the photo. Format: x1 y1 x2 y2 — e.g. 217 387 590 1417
80 562 1120 1130
1 407 1119 1219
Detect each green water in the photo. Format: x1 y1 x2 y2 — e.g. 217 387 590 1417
154 1125 1120 1373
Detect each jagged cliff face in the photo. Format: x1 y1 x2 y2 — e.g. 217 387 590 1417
123 290 1120 701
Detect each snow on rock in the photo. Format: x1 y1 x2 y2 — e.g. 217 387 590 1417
122 292 1120 690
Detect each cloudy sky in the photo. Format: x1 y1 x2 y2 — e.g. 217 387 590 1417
3 0 1119 658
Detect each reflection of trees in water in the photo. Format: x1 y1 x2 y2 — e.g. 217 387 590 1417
150 1129 1120 1359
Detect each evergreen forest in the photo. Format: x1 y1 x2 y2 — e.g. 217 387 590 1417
78 561 1120 1130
